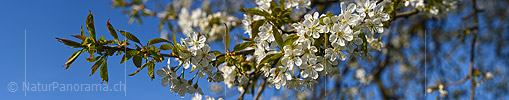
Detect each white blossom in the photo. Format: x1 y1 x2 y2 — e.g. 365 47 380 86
281 45 304 70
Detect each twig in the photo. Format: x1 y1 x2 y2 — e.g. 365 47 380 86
253 78 267 100
395 9 419 18
441 0 478 99
468 0 479 99
237 87 247 100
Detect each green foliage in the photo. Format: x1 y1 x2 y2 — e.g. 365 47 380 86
159 44 174 50
86 11 96 41
90 56 105 76
118 30 141 45
148 38 171 45
224 23 230 52
272 25 284 50
63 49 83 69
234 41 254 51
257 53 283 70
244 8 270 17
100 57 108 83
106 19 120 45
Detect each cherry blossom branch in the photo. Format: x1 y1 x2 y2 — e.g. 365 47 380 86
102 45 255 59
101 45 178 58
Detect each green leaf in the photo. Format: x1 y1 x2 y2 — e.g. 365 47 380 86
148 60 155 81
272 26 284 50
80 25 85 36
250 20 265 38
246 8 270 17
71 35 86 40
90 56 105 76
120 50 137 64
234 41 254 51
86 11 96 41
149 46 163 62
100 57 108 83
224 23 230 52
118 30 141 44
63 49 83 69
167 22 177 45
129 60 153 76
209 51 222 57
159 44 174 50
132 55 142 68
106 19 120 45
283 34 299 46
148 38 171 45
257 53 283 70
56 38 81 47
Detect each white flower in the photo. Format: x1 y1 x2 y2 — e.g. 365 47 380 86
157 67 177 87
286 78 305 90
317 16 332 34
183 32 206 52
258 22 275 42
281 45 304 70
219 65 236 88
330 23 354 47
302 12 321 38
242 14 253 37
485 72 493 80
177 48 192 69
299 55 324 79
356 0 389 38
269 66 293 89
191 93 202 100
170 78 189 98
324 46 347 61
285 0 311 10
355 68 365 79
256 0 272 11
339 2 361 26
205 95 223 100
438 84 447 97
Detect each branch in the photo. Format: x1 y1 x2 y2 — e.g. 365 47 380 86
237 88 247 100
101 45 179 58
468 0 479 99
395 9 419 18
253 78 267 100
102 45 255 59
442 0 478 99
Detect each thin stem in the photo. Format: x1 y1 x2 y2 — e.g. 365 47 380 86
253 78 267 100
468 0 479 99
442 0 478 99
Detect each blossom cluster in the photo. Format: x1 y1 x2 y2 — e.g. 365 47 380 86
247 0 389 90
178 8 238 42
159 0 392 98
157 32 219 98
404 0 460 16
